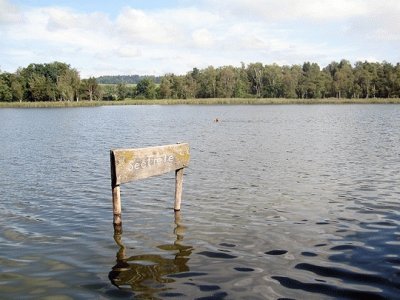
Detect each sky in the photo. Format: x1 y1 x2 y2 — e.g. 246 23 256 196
1 0 400 78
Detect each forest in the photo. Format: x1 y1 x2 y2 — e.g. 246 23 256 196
1 60 400 102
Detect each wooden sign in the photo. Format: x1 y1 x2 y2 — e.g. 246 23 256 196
111 143 190 185
110 143 190 226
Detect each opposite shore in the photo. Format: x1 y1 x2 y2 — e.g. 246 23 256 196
1 98 400 108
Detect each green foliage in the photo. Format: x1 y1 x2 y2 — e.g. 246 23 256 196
28 73 50 101
157 60 400 100
57 68 80 101
0 76 13 102
2 60 400 103
1 62 82 102
247 63 264 98
0 73 24 102
136 78 156 99
81 77 101 101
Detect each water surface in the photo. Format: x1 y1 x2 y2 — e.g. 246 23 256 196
0 105 399 299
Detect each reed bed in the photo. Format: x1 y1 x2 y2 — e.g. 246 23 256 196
1 98 400 108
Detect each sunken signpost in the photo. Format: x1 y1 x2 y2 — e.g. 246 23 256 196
110 143 190 227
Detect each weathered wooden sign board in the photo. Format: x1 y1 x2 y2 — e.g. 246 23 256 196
110 143 190 226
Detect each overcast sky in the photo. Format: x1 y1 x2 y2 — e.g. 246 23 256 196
1 0 399 77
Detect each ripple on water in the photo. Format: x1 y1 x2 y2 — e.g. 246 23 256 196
197 251 237 259
167 272 208 278
301 252 318 257
385 257 400 265
219 243 236 248
272 276 387 300
234 267 254 272
265 250 288 256
295 263 388 286
198 285 220 292
330 244 359 251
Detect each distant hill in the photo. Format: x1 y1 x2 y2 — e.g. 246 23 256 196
96 75 162 84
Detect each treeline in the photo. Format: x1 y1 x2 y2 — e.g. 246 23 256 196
0 62 100 102
158 60 400 99
0 62 161 102
1 60 400 102
97 75 161 84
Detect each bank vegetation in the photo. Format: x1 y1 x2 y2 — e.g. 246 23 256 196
1 60 400 104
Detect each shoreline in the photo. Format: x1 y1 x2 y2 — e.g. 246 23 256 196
1 98 400 108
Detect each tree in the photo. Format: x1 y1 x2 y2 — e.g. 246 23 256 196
299 62 323 98
28 73 52 101
116 83 128 100
0 75 13 102
136 78 156 99
0 73 24 102
57 68 80 101
16 61 81 102
80 77 101 101
319 70 333 98
331 60 354 98
376 61 396 98
172 75 185 99
159 74 174 99
263 64 283 98
197 66 217 98
281 65 298 98
233 62 251 98
353 61 372 98
183 73 198 99
394 63 400 97
246 63 264 97
216 66 236 98
9 74 24 102
99 84 116 101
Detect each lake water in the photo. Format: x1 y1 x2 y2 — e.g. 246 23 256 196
0 104 399 299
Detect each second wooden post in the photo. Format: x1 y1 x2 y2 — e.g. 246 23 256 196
174 168 184 211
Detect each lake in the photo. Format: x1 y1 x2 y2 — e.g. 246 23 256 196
0 104 399 299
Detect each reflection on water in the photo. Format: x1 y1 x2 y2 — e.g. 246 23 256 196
109 211 193 298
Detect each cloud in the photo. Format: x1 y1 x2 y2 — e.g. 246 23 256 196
116 8 179 44
0 0 21 24
347 2 400 41
192 28 215 47
1 0 400 77
156 7 220 28
202 0 370 22
116 46 142 58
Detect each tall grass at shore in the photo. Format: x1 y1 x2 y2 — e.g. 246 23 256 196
1 98 400 108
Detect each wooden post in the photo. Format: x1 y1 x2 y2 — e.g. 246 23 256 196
110 150 122 227
112 185 122 226
174 168 184 211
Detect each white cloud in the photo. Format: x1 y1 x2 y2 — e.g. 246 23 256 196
115 46 142 58
116 8 178 44
192 28 214 47
1 0 400 77
0 0 21 24
156 7 220 28
202 0 371 22
347 2 400 41
5 7 114 54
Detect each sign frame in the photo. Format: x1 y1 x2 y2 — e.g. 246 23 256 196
110 143 190 226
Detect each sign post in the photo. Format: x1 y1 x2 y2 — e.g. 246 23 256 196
110 143 190 226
